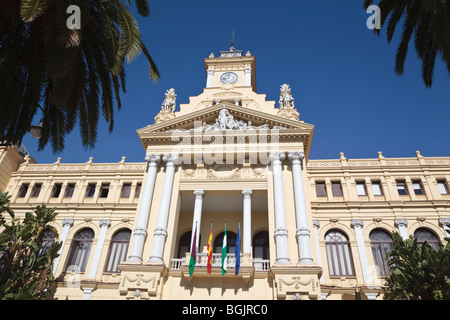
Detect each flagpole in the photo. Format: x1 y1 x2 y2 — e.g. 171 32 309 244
235 221 241 276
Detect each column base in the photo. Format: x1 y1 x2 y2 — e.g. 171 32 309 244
147 256 165 265
126 256 143 263
297 258 316 266
274 257 293 265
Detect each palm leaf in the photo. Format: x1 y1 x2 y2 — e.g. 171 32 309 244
20 0 50 23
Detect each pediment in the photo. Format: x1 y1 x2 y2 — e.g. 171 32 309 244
137 102 314 136
137 103 315 159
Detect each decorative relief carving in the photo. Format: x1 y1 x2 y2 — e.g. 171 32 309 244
181 164 267 180
167 106 285 132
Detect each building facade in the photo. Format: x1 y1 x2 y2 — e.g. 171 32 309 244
1 45 449 300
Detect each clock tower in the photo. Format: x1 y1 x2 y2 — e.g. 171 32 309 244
204 43 256 92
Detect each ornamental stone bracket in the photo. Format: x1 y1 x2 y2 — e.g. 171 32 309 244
118 263 168 300
270 265 322 300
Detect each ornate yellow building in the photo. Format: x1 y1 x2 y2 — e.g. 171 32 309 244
1 44 449 300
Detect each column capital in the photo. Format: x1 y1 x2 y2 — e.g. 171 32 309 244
351 219 364 229
394 218 408 228
145 153 161 164
162 153 181 165
269 152 286 163
242 189 253 198
312 219 320 229
62 218 74 227
288 151 305 169
439 218 450 227
287 151 305 162
99 219 111 228
193 190 204 199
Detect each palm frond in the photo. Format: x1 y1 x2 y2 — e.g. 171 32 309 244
20 0 50 22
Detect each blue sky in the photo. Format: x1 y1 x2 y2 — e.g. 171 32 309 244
22 1 450 164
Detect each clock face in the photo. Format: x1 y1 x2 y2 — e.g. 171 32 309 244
220 72 238 84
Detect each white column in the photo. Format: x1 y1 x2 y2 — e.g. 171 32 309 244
53 218 73 276
127 154 160 262
439 218 450 238
190 190 204 252
351 219 371 283
88 219 111 278
82 287 94 300
312 219 324 282
206 70 214 88
242 190 252 254
245 68 252 86
288 151 314 265
269 152 291 264
395 218 409 240
365 292 379 300
148 154 179 263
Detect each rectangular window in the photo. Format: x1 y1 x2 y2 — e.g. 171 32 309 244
30 183 42 198
65 184 75 198
18 183 29 198
120 183 131 198
86 184 96 198
412 181 425 195
396 181 408 195
51 183 62 198
371 181 383 196
100 183 110 198
135 183 142 198
437 180 449 195
315 182 327 197
331 182 343 197
356 182 367 196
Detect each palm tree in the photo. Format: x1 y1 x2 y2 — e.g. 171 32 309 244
0 0 159 153
364 0 450 88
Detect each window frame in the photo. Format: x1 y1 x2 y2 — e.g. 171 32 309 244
30 183 42 198
331 181 343 197
396 180 409 196
437 180 449 195
104 229 131 273
356 181 367 196
412 180 425 195
315 181 327 197
369 229 393 277
371 181 383 196
325 230 356 277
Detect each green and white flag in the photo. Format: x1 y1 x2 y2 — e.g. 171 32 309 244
221 223 227 276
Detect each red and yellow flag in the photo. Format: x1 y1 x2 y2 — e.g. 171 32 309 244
207 222 213 274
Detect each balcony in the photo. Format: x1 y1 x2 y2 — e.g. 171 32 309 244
170 253 270 272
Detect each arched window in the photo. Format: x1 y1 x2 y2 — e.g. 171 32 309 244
105 229 131 273
214 231 237 254
66 228 95 272
253 231 269 260
177 231 192 259
38 228 56 257
369 229 393 277
325 230 355 277
414 228 440 251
